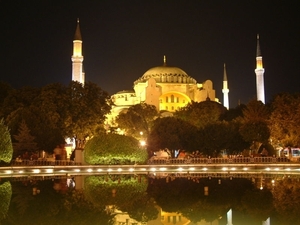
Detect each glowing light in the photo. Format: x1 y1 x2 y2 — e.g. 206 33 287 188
222 167 228 171
202 168 208 171
117 168 122 172
129 168 134 172
74 169 81 172
285 168 291 171
189 167 195 171
243 168 248 171
33 169 40 173
107 169 112 172
150 168 156 171
46 169 53 173
5 170 12 174
18 170 24 173
140 140 146 146
159 168 167 171
274 168 279 171
231 168 236 171
265 168 270 171
97 169 102 172
87 169 93 172
177 167 184 171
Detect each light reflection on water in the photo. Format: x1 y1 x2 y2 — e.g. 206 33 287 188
0 174 300 225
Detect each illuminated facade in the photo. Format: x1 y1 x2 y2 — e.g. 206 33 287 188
70 22 267 125
107 56 220 125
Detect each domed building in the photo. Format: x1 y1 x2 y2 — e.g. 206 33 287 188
71 20 266 128
106 56 219 126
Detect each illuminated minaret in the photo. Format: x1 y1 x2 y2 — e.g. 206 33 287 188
222 63 229 109
255 34 265 103
72 19 84 84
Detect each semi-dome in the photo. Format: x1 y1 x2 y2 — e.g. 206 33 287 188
134 64 197 85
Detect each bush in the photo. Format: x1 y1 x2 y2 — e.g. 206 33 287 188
84 133 148 164
0 119 13 164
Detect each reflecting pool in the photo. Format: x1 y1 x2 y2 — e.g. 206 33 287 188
0 173 300 225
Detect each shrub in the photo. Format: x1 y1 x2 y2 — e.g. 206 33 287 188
84 133 148 164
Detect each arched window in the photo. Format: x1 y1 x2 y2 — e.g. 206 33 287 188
166 96 168 103
171 95 174 103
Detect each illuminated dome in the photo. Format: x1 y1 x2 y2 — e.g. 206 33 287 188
134 57 197 85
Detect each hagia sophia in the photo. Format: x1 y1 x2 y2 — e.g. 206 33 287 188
71 20 265 126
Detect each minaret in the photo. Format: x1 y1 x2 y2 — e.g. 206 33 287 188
255 34 265 103
71 18 84 84
222 63 229 109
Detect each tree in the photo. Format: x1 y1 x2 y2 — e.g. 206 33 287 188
64 81 111 149
13 119 38 158
0 118 13 163
269 92 300 148
147 117 199 153
174 100 227 129
116 103 158 139
198 121 248 156
84 132 148 164
239 99 270 152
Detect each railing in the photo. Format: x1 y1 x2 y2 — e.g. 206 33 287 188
10 159 81 166
148 156 292 165
8 156 295 167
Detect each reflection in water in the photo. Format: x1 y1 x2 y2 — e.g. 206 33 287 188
0 181 12 221
0 175 300 225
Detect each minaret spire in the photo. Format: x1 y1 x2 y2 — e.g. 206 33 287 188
255 34 265 103
71 18 84 84
222 63 229 109
256 34 261 57
163 55 167 66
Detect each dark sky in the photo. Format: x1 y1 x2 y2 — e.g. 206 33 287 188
1 1 299 107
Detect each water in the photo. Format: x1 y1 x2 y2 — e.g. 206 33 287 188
1 174 299 225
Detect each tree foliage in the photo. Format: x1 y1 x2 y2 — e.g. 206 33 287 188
13 119 38 158
198 121 248 156
64 81 111 149
174 100 227 129
84 133 148 164
147 117 199 152
116 103 158 139
0 81 111 153
239 99 270 151
0 118 13 163
269 92 300 147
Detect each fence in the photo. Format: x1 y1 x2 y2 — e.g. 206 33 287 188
11 159 81 166
148 156 291 165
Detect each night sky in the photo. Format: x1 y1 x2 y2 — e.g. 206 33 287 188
1 1 299 107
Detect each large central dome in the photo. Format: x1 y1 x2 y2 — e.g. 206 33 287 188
134 59 197 85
